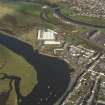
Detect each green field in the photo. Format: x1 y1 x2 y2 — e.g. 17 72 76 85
71 15 105 27
0 44 37 96
0 1 42 35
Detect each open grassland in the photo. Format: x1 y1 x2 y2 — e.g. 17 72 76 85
0 79 10 93
6 80 18 105
0 1 43 47
0 44 37 96
71 15 105 27
0 2 41 33
0 79 18 105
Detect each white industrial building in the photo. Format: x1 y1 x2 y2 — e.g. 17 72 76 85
38 29 57 40
44 41 61 45
37 29 61 45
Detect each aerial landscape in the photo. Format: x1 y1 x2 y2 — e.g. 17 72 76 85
0 0 105 105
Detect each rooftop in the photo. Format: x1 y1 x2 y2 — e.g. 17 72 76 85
38 29 57 40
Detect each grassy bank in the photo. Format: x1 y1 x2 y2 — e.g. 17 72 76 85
71 15 105 27
0 45 37 96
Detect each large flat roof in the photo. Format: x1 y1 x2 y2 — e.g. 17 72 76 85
38 29 57 40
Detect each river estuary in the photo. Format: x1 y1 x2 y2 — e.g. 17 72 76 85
0 33 71 105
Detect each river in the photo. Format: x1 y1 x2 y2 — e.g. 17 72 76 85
0 33 70 105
